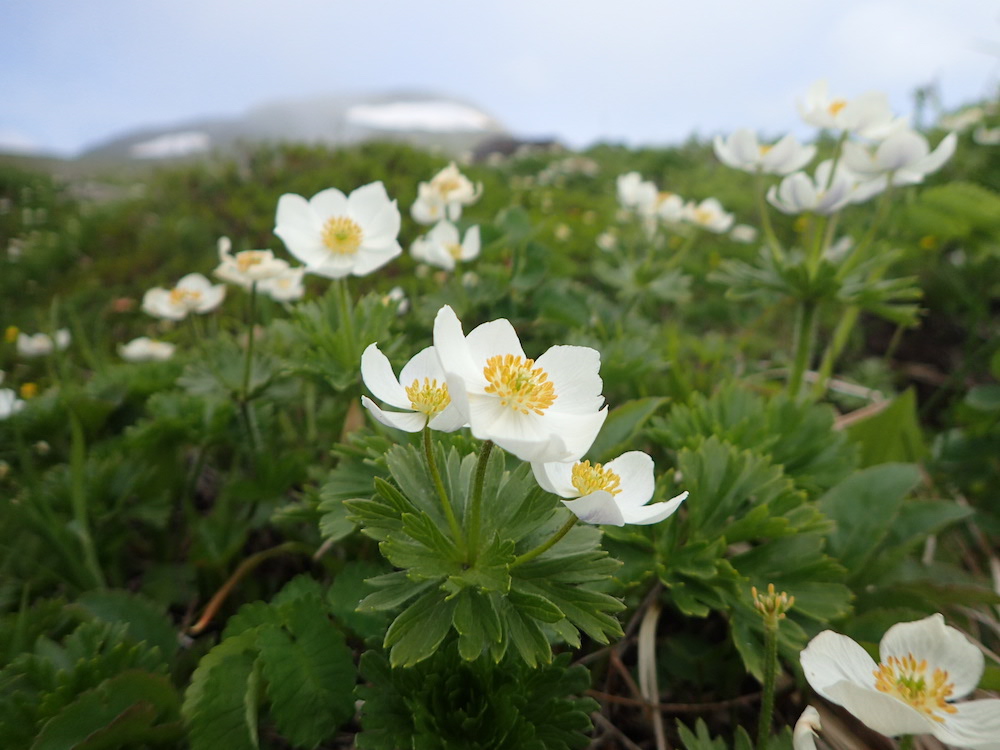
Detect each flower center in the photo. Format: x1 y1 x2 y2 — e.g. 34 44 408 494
236 250 268 272
482 354 557 415
434 176 463 199
446 243 464 260
405 378 451 418
758 144 773 156
321 216 363 255
570 460 622 497
828 99 847 117
694 209 714 225
873 654 958 723
169 288 202 306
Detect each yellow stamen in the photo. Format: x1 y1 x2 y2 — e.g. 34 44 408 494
571 460 621 497
446 243 464 260
169 288 202 305
235 250 268 272
874 654 958 723
482 354 556 415
321 216 363 255
405 378 451 418
828 99 847 117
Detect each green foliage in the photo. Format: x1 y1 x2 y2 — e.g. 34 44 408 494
356 647 596 750
347 443 624 667
182 576 355 750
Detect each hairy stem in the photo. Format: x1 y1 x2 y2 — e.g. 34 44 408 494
423 426 466 556
510 514 579 568
466 440 494 563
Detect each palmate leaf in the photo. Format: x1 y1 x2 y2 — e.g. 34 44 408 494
346 442 626 666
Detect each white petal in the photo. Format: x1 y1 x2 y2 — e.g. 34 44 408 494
427 220 460 245
932 699 1000 750
194 285 226 313
360 396 426 432
604 452 655 508
351 242 402 276
620 491 687 525
879 614 984 699
792 706 821 750
427 403 468 433
309 187 349 218
177 273 212 293
531 460 577 498
398 346 447 386
347 181 392 226
465 318 526 373
539 408 608 462
462 225 481 260
360 343 411 409
563 491 625 526
534 346 604 415
800 630 878 701
824 679 933 737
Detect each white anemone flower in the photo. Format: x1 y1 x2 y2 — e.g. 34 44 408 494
842 129 957 185
16 329 70 357
0 388 25 419
411 221 481 271
683 198 734 233
433 305 608 463
532 451 687 526
767 161 860 215
142 273 226 321
792 706 822 750
214 236 290 288
274 181 402 279
616 172 658 211
800 614 1000 750
257 266 306 302
713 129 816 175
411 163 482 224
119 337 176 362
730 224 759 244
360 343 466 433
798 80 904 139
652 193 686 223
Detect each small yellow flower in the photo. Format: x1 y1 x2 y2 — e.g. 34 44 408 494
4 326 18 344
19 382 38 400
919 235 938 251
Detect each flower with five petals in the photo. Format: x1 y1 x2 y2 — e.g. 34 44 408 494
142 273 226 321
411 221 481 271
713 129 816 175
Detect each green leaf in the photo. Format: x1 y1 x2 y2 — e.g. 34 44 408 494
818 463 921 576
73 590 178 661
327 561 392 640
357 572 437 612
384 590 457 667
846 389 926 466
966 384 1000 413
258 599 355 748
451 590 503 661
182 631 260 750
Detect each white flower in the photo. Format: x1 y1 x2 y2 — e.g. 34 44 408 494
596 231 617 252
0 388 25 420
730 224 759 244
940 107 984 132
842 129 956 185
800 614 1000 749
118 337 176 362
792 707 822 750
766 161 873 215
381 286 409 315
142 273 226 321
683 198 734 233
410 221 481 271
713 129 816 175
798 80 904 138
17 329 70 357
360 343 466 433
974 126 1000 146
532 451 687 526
433 305 608 463
411 163 482 224
653 192 686 223
617 172 658 211
274 181 402 279
213 236 290 288
257 266 306 302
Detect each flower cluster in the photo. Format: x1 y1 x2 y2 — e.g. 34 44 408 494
17 329 70 358
361 305 687 527
616 172 733 235
0 371 26 420
411 162 482 224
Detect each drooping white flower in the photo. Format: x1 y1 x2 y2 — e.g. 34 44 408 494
433 305 608 463
411 163 482 224
142 273 226 321
532 451 687 526
713 129 816 175
410 221 481 271
360 343 465 433
842 129 957 185
800 614 1000 750
257 266 306 302
683 198 734 233
0 388 25 420
213 236 290 289
118 337 176 362
798 80 904 139
16 329 71 357
792 707 822 750
274 181 402 279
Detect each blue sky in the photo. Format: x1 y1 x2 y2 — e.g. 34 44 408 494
2 0 999 155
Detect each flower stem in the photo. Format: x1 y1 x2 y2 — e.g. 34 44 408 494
336 277 357 366
510 514 578 568
423 426 466 556
787 300 818 400
755 172 784 265
898 736 914 750
466 440 493 564
756 614 780 750
69 412 106 589
241 281 258 403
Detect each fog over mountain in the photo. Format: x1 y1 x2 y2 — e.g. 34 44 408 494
76 91 510 163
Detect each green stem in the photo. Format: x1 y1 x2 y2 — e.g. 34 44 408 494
755 172 784 265
423 426 465 556
756 615 779 750
510 514 578 568
787 300 818 400
810 306 859 400
837 180 895 280
336 277 357 366
898 735 914 750
466 440 494 563
241 282 258 402
663 229 699 270
69 412 106 589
